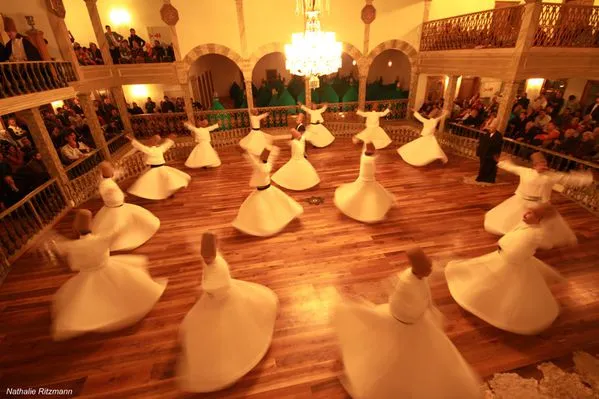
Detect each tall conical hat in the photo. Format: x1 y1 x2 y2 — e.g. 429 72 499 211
201 231 217 263
73 209 92 233
259 147 271 163
99 161 114 178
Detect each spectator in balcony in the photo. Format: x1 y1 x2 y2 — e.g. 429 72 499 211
553 107 572 129
507 111 528 138
109 109 124 131
100 97 117 119
480 111 498 132
131 41 147 63
130 102 144 115
585 96 599 122
0 128 17 147
74 42 95 65
532 121 560 147
50 126 64 148
145 97 157 113
4 24 42 62
562 95 581 115
175 97 185 112
534 109 551 128
548 92 564 117
128 28 146 49
70 98 84 115
532 92 548 110
5 144 25 170
515 92 530 111
576 131 597 160
60 131 91 164
0 153 22 207
105 25 124 64
461 108 482 127
150 40 166 62
118 40 133 64
14 152 49 193
553 129 581 156
580 114 596 133
161 96 176 113
6 118 31 147
19 138 36 163
88 43 104 64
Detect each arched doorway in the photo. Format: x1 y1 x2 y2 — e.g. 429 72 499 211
188 54 245 110
366 49 411 102
252 52 302 108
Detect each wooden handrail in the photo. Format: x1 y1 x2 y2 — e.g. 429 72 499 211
0 179 57 219
422 5 524 25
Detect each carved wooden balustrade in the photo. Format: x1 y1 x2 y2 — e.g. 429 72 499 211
365 100 408 120
0 61 78 99
107 133 130 155
534 3 599 48
194 109 250 130
420 6 524 51
130 112 189 138
64 148 104 180
255 105 302 128
441 123 599 214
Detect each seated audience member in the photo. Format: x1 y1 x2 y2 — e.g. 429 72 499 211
534 109 552 128
507 111 528 137
0 128 18 147
553 129 581 155
161 96 176 113
118 40 132 64
580 114 596 132
145 97 156 113
131 40 146 63
89 43 103 64
585 96 599 122
60 132 91 163
130 102 144 115
562 95 581 115
516 92 530 110
5 145 25 170
19 138 36 163
532 121 560 147
553 107 572 128
516 121 542 143
481 112 498 132
461 108 482 127
548 92 564 117
576 131 597 160
6 118 31 147
151 40 166 62
14 152 49 193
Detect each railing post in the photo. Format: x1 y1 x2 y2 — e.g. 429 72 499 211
83 0 114 65
181 84 195 125
407 71 420 120
45 3 83 80
244 79 255 110
440 75 458 133
496 81 521 134
15 108 71 202
304 78 312 108
358 74 367 110
110 86 134 134
77 92 111 160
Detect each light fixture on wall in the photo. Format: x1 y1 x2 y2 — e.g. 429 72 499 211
51 100 64 111
387 61 392 67
130 84 149 100
285 0 341 89
109 8 131 27
352 60 357 66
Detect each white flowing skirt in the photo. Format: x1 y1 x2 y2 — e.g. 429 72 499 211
232 186 304 237
332 300 482 399
92 203 160 252
445 251 561 335
127 166 191 200
52 255 167 341
177 280 278 393
398 135 448 166
272 157 320 191
304 124 335 148
484 195 577 249
355 126 392 149
239 130 271 156
334 179 395 223
185 141 221 168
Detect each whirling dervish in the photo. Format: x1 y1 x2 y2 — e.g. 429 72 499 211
126 134 191 200
92 161 160 252
271 127 320 190
184 120 221 168
446 205 565 335
299 102 335 148
354 103 392 149
51 209 167 341
332 247 483 399
398 108 449 166
232 146 304 237
177 232 278 393
484 152 593 248
239 110 272 156
334 139 396 223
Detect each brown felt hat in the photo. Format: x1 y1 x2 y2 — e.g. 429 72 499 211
201 231 217 262
73 209 92 233
99 161 114 178
406 247 432 278
364 142 375 156
260 147 271 162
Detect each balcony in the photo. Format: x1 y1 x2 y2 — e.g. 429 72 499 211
419 3 599 79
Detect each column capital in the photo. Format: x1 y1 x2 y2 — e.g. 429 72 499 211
83 0 98 4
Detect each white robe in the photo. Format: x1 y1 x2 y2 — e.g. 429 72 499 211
52 233 167 341
271 136 320 190
185 123 221 168
484 160 593 248
332 268 482 399
301 104 335 148
127 138 191 200
334 153 395 223
232 147 304 236
177 254 278 393
445 223 563 335
239 113 273 156
355 109 392 149
92 177 160 252
398 111 448 166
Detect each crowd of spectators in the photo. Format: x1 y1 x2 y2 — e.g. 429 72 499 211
448 91 599 162
102 26 174 65
127 96 187 115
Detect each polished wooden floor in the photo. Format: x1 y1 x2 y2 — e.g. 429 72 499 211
1 138 599 398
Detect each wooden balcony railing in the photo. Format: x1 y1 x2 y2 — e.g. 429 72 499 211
0 61 78 99
420 6 524 51
130 112 189 138
534 3 599 48
107 133 130 155
64 148 104 180
194 109 250 130
0 179 69 278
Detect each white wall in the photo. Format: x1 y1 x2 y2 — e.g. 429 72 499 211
122 83 183 106
429 0 495 21
0 0 62 60
189 54 243 100
564 78 588 101
369 0 424 52
479 77 502 99
251 52 292 87
366 49 411 87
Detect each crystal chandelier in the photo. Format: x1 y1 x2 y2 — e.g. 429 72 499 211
285 0 342 89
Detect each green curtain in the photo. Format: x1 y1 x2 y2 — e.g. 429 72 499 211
319 84 340 104
278 88 297 114
210 98 231 129
256 85 271 107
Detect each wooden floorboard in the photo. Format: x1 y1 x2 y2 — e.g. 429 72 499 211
1 138 598 398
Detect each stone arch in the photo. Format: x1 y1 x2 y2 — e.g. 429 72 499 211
182 44 246 79
365 39 418 70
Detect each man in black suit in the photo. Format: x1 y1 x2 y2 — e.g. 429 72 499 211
476 127 503 183
4 30 42 61
585 97 599 122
